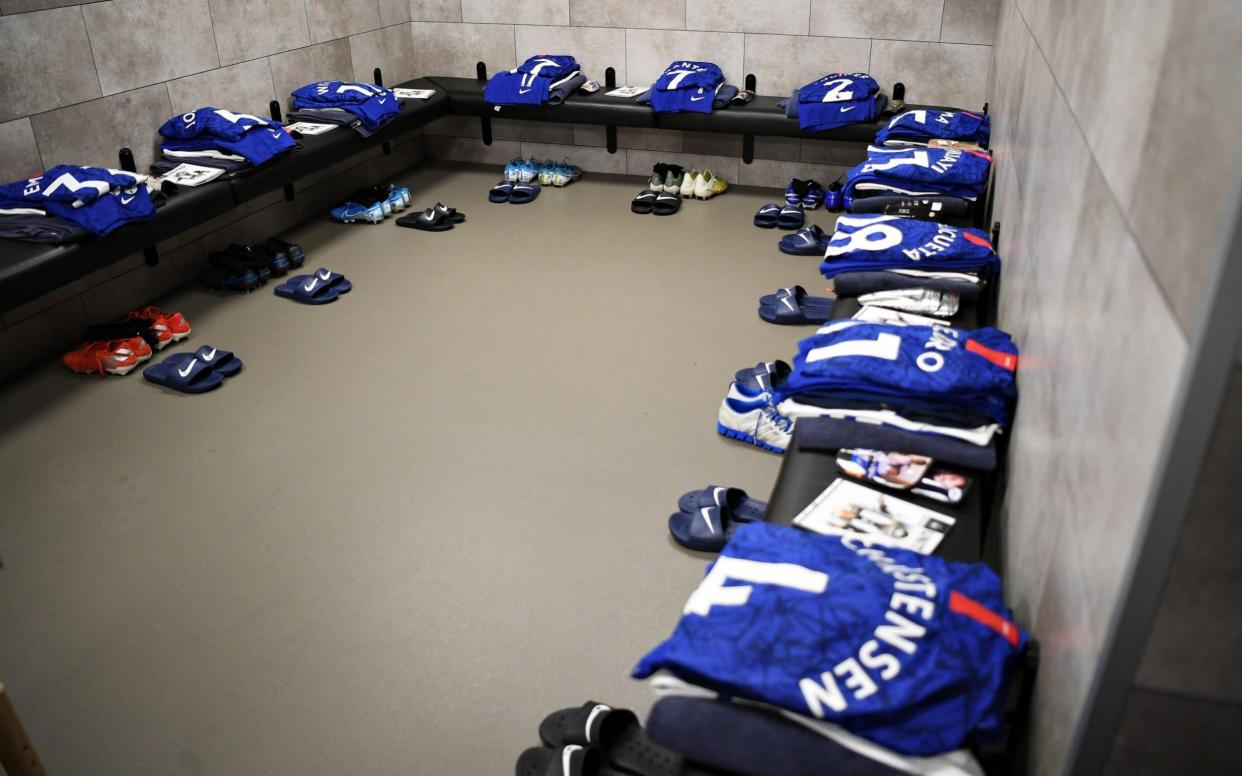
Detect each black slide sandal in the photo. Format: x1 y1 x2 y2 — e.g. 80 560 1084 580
538 703 682 776
652 191 681 216
631 189 658 214
433 202 466 223
396 207 453 231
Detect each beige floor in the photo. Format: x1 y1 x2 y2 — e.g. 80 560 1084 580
0 163 842 775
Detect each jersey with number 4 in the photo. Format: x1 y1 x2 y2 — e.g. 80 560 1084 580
820 214 999 278
777 320 1018 426
633 523 1026 756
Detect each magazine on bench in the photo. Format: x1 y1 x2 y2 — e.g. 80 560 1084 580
793 479 956 555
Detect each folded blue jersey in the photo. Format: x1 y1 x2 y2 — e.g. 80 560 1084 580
800 93 884 132
820 215 1000 278
484 55 581 106
292 81 389 105
875 110 991 147
798 73 879 105
158 107 276 142
648 61 724 114
0 186 157 238
776 320 1018 426
638 83 737 112
846 146 991 200
633 523 1026 756
161 125 297 167
0 165 146 207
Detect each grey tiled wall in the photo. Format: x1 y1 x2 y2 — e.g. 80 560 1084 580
988 0 1242 773
411 0 999 186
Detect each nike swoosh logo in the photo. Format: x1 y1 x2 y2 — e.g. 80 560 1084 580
270 130 284 139
518 88 533 94
690 95 708 102
201 348 216 361
317 270 332 281
120 195 135 205
699 508 716 535
583 705 610 743
781 296 796 312
712 487 725 508
839 105 857 113
177 360 196 378
303 278 319 293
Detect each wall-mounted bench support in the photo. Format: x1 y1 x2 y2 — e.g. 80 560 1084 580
119 147 160 267
375 68 392 155
741 73 757 164
476 62 493 145
604 67 618 154
268 100 296 202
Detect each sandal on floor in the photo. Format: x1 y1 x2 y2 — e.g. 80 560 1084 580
775 204 805 230
652 191 681 216
193 345 243 377
753 203 780 228
433 202 466 223
668 505 742 553
396 207 454 231
676 486 767 522
515 745 603 776
539 703 683 776
778 224 830 256
273 273 344 304
758 285 834 325
489 180 514 203
631 189 658 214
510 182 541 204
142 353 224 394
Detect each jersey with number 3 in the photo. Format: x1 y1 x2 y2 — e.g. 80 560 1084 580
777 320 1018 426
633 523 1026 756
820 214 1000 278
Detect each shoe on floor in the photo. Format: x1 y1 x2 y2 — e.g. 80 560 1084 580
649 162 668 191
802 179 825 209
695 169 728 200
717 382 793 453
786 178 808 207
128 306 191 349
680 169 700 198
63 338 149 376
329 201 385 224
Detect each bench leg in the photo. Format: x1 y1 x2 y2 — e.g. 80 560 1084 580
0 682 47 776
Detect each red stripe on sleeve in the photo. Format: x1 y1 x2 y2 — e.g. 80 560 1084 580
949 590 1020 646
965 339 1018 372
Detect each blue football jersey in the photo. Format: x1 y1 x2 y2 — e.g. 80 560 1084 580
484 55 580 106
820 215 1000 278
161 125 297 167
797 73 879 105
633 523 1026 756
292 81 389 105
778 320 1018 426
0 165 145 207
0 186 157 237
649 61 725 115
158 107 276 141
846 146 992 200
875 109 991 147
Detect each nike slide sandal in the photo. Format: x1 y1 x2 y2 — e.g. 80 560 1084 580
538 703 683 776
652 191 681 216
676 486 767 522
758 285 834 325
305 267 351 294
434 203 466 223
490 181 514 203
778 224 830 256
734 360 792 395
273 273 344 304
753 203 781 228
510 182 541 204
668 505 741 553
142 353 224 394
776 204 805 230
194 345 242 377
515 745 604 776
631 189 658 214
396 207 453 231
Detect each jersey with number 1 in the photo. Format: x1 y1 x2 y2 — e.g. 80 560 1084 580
632 522 1026 756
846 146 991 199
777 320 1019 426
820 214 1000 278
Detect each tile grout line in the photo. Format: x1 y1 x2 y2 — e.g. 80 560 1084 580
79 5 105 101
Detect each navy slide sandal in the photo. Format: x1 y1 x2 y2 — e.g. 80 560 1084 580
676 486 766 522
194 345 242 377
273 274 343 304
758 285 834 324
775 204 805 229
668 506 741 553
509 182 541 204
753 203 780 228
733 360 791 394
305 267 351 294
142 353 224 394
778 224 830 256
489 180 514 203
